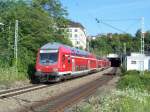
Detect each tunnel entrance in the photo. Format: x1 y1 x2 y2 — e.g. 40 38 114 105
108 58 121 67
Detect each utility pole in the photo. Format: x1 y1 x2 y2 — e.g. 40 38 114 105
141 17 144 54
140 17 144 75
87 37 90 52
14 20 18 72
124 43 126 70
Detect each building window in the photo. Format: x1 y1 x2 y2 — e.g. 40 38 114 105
76 41 80 44
69 29 72 32
131 61 136 64
66 28 69 32
75 29 78 32
75 34 78 37
69 34 72 38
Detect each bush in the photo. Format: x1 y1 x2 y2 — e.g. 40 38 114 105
73 89 150 112
73 70 150 112
112 89 150 112
0 0 72 83
124 70 139 75
0 67 27 85
140 72 150 91
120 65 126 74
117 74 144 90
117 70 150 92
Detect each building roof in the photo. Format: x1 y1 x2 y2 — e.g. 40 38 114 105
68 21 85 29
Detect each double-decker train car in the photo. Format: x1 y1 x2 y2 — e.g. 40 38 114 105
35 43 110 82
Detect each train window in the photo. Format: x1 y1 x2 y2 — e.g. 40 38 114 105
62 55 65 61
40 52 58 65
68 56 71 64
78 65 80 71
76 66 79 71
80 66 82 70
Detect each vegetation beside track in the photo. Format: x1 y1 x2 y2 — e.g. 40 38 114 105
0 67 27 85
0 0 72 84
73 70 150 112
117 70 150 91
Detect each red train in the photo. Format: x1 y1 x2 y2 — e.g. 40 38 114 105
35 43 111 82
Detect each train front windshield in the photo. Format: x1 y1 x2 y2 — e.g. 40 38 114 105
40 50 58 65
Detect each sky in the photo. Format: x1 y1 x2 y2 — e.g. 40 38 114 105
60 0 150 36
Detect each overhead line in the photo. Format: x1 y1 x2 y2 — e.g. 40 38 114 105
95 18 127 33
98 18 140 22
125 20 140 32
73 1 141 34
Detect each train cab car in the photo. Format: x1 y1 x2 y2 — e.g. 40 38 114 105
35 43 64 82
35 43 93 82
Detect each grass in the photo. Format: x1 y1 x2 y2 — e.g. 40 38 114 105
0 67 27 85
117 70 150 91
73 89 150 112
72 70 150 112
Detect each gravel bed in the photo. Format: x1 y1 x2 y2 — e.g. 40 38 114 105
66 68 120 112
0 80 31 91
0 68 113 112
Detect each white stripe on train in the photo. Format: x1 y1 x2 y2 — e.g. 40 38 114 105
58 68 104 76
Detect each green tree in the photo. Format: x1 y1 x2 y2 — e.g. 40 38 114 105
89 33 140 56
0 0 72 75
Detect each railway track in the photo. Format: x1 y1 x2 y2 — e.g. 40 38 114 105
49 72 115 112
0 67 115 112
0 68 112 99
48 75 114 112
17 67 117 112
0 84 48 99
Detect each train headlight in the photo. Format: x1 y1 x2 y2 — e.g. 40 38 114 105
37 69 41 72
53 68 58 72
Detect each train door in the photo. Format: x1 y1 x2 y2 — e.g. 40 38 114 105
62 55 71 72
72 58 75 72
67 55 72 71
96 60 98 68
88 60 90 69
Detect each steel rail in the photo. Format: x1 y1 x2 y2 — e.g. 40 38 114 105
16 67 116 112
0 84 48 99
48 73 114 112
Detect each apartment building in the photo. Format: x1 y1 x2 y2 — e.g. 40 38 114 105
67 21 87 50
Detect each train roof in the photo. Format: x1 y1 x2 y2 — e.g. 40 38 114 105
41 42 62 50
41 42 91 57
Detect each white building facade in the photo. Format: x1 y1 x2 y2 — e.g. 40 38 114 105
67 21 87 50
127 53 150 71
